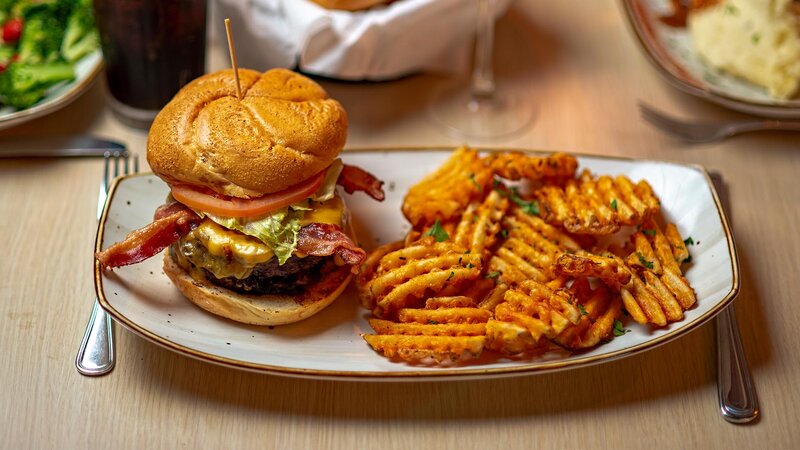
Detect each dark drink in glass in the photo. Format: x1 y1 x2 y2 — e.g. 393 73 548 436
93 0 207 128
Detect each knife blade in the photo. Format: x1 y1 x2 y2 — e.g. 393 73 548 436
0 135 126 158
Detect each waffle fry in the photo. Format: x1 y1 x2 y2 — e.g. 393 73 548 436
494 280 582 341
453 190 510 259
487 151 578 181
356 240 405 310
554 252 631 291
484 280 580 356
641 222 697 309
398 307 491 324
424 296 477 309
598 223 696 326
537 171 661 234
487 207 579 285
643 271 684 322
485 319 541 355
661 268 696 309
359 147 699 365
364 303 490 362
665 223 690 263
402 146 492 228
363 335 486 363
363 239 482 318
554 279 622 349
368 319 486 336
565 178 621 235
477 282 509 312
627 231 663 274
623 276 667 326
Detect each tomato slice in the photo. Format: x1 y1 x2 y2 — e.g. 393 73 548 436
171 171 325 218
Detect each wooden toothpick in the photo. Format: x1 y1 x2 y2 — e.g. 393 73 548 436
224 18 242 100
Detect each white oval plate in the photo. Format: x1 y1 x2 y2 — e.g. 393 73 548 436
622 0 800 118
0 50 102 130
95 148 739 381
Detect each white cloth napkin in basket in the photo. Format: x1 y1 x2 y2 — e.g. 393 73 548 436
216 0 512 80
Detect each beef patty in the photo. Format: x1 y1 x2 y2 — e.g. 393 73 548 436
170 244 331 296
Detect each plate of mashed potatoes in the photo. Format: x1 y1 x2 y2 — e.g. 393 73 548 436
623 0 800 118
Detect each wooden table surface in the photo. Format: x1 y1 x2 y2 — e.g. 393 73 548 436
1 1 798 449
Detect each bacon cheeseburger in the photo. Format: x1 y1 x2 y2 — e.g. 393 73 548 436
96 68 384 326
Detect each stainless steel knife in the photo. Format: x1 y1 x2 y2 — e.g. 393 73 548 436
0 135 126 158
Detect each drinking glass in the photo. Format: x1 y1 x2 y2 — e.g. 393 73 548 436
93 0 207 128
429 0 534 139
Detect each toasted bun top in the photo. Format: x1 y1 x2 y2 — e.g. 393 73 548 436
147 68 348 198
310 0 388 11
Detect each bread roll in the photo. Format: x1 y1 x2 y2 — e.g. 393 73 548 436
310 0 389 11
147 68 348 198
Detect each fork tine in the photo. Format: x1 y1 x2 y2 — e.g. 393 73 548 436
638 102 716 143
639 103 680 131
114 150 122 180
123 151 130 176
133 153 139 174
102 151 111 194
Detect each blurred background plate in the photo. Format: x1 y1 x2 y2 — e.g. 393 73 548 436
0 49 102 131
622 0 800 118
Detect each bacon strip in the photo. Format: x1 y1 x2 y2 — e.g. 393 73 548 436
338 164 385 201
153 201 192 220
98 203 366 271
95 207 202 268
297 223 366 271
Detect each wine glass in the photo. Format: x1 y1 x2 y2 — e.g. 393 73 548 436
429 0 534 139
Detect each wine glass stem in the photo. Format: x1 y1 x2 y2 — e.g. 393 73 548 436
472 0 496 99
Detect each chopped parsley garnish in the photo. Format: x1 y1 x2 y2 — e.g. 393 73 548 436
495 186 539 216
578 304 587 316
464 249 471 254
613 320 630 337
610 199 618 211
642 229 656 237
637 252 654 269
468 173 482 192
427 320 439 325
751 33 760 45
447 271 455 281
683 255 692 264
485 271 501 279
683 236 694 246
500 229 509 239
725 4 738 15
466 263 475 269
424 219 449 242
520 200 540 216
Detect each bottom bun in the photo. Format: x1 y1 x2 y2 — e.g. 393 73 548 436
163 251 353 326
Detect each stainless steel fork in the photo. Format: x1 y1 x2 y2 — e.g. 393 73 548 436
75 150 138 376
639 102 800 143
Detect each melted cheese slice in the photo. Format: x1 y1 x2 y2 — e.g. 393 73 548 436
177 194 346 279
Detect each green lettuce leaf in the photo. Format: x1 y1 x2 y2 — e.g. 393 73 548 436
201 208 304 265
290 159 342 210
192 160 343 265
